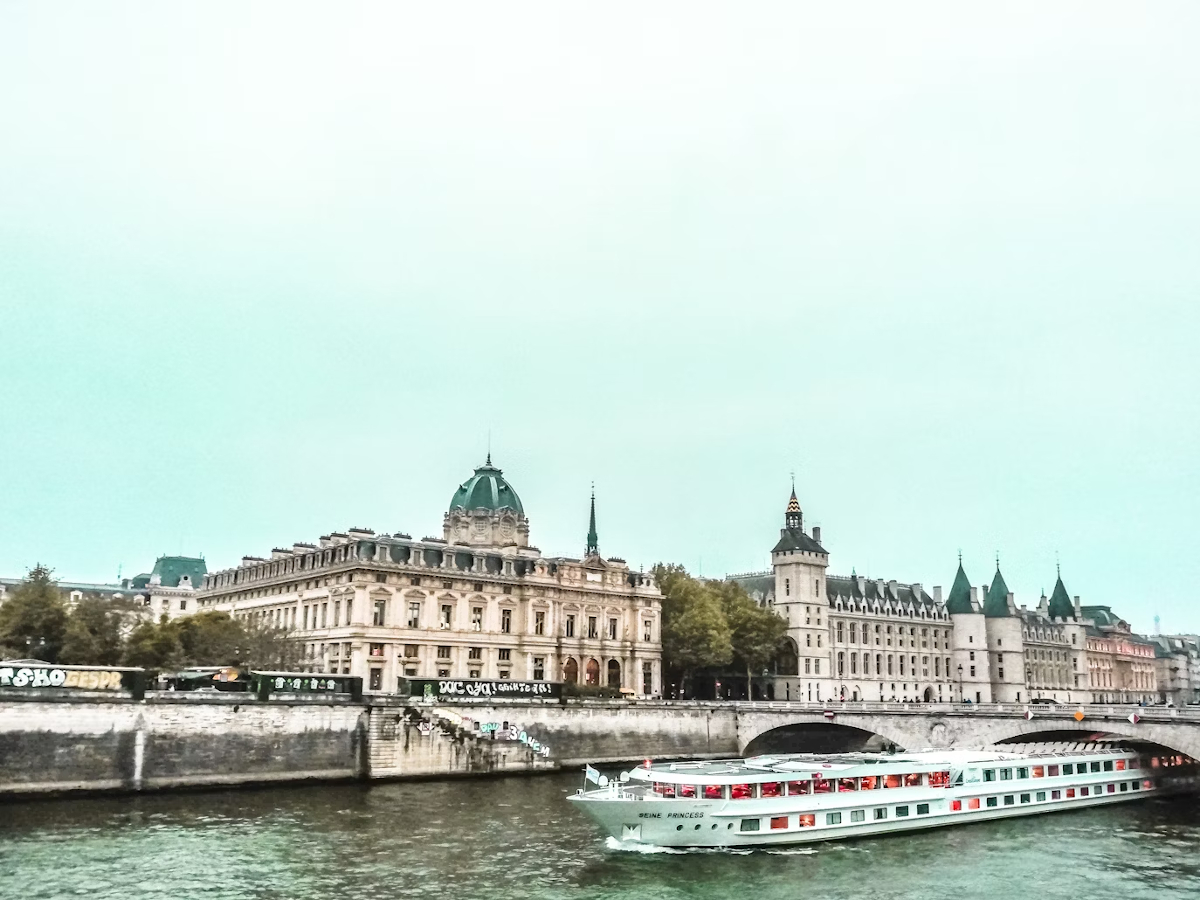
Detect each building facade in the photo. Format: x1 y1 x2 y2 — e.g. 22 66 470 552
191 459 663 694
733 485 1155 706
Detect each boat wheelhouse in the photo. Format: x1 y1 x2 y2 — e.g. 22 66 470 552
569 744 1193 848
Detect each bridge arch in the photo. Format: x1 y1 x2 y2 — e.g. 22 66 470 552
737 712 930 756
978 719 1200 761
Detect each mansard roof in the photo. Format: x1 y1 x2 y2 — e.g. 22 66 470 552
825 575 936 608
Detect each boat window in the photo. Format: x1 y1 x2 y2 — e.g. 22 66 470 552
1052 790 1062 799
812 776 833 794
968 798 980 810
1130 781 1140 791
1066 788 1075 798
786 780 810 796
1107 784 1116 793
1020 793 1031 803
1115 760 1126 771
860 775 880 790
896 805 909 817
999 768 1012 781
986 797 998 807
1103 760 1114 772
826 812 842 825
873 808 887 820
884 774 903 789
740 819 760 832
951 800 962 811
1090 762 1100 773
916 803 929 815
928 771 950 788
703 784 724 800
1003 795 1014 806
799 814 816 827
851 809 866 822
731 783 754 800
679 784 696 798
770 816 789 830
760 782 782 798
1031 766 1044 778
1061 764 1073 775
838 778 858 792
1036 791 1046 801
1119 782 1128 792
653 782 676 798
904 773 922 787
983 770 996 782
1016 767 1029 779
1078 787 1088 797
1047 765 1059 776
1143 780 1153 790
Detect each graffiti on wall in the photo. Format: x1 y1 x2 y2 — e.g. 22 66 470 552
0 666 125 690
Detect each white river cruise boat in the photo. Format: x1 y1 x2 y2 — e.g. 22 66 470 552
570 743 1188 848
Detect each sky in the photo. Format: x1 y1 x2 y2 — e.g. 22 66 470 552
1 3 1198 633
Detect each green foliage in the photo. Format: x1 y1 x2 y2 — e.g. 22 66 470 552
123 617 184 669
60 596 134 666
654 564 788 696
122 611 300 670
0 565 69 662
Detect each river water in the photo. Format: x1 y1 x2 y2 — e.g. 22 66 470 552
1 773 1197 900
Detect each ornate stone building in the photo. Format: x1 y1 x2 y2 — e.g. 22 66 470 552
191 458 663 694
733 484 1153 705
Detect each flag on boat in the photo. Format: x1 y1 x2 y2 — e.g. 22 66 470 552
585 765 601 784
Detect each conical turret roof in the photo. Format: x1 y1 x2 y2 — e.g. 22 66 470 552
983 565 1012 617
945 560 974 614
1047 573 1073 620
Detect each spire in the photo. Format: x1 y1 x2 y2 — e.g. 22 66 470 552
1047 564 1073 620
585 484 599 557
785 483 803 531
984 561 1012 617
945 557 973 614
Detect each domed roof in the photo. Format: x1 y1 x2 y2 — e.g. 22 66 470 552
449 456 524 515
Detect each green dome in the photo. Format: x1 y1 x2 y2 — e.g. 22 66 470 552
449 458 524 515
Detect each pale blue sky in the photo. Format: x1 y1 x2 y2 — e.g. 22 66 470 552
2 4 1198 632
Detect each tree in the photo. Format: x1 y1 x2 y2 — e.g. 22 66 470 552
715 580 789 697
239 619 303 671
60 596 133 665
654 564 732 695
173 611 245 665
123 617 183 670
0 565 68 662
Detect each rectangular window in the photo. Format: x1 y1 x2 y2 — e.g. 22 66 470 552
1062 764 1073 775
607 617 617 640
1066 788 1076 798
587 616 598 639
437 645 451 660
468 647 482 660
440 604 452 628
798 814 815 827
999 768 1012 781
369 642 384 657
826 812 842 825
1107 784 1116 794
407 602 420 628
534 611 545 635
895 806 909 817
916 803 929 815
333 600 341 626
1020 793 1031 803
1130 781 1140 791
321 603 328 628
986 797 998 808
704 784 724 800
1051 790 1062 799
1079 786 1089 796
501 609 512 634
369 668 382 691
983 770 996 782
968 798 980 810
739 819 760 832
403 644 419 657
533 657 545 680
404 667 417 676
851 809 866 822
786 780 810 796
770 816 788 830
760 782 782 798
873 808 887 820
437 668 450 678
951 800 962 811
731 784 754 800
472 607 483 631
1017 767 1029 779
499 648 511 661
565 615 575 638
1103 760 1114 772
1119 782 1129 792
1036 791 1046 801
373 600 387 627
1090 762 1101 772
1048 765 1060 776
643 620 652 642
1115 759 1126 771
1032 766 1045 778
1003 795 1015 806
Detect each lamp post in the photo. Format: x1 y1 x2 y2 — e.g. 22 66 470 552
957 664 964 703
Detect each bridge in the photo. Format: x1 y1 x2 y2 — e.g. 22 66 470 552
732 700 1200 760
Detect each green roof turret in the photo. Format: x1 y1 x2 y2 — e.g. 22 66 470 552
984 561 1012 617
945 555 974 614
1047 565 1074 620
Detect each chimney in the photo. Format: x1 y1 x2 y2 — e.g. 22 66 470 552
933 585 943 603
970 586 979 611
1073 595 1082 619
856 574 866 595
812 526 822 544
911 582 923 600
1006 592 1017 615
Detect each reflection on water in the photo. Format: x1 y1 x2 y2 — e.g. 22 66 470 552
0 773 1197 900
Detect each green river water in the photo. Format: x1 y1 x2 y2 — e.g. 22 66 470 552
0 772 1197 900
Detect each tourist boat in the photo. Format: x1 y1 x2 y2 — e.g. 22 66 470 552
569 744 1191 848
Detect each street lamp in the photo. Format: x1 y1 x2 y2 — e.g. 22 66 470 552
957 664 964 703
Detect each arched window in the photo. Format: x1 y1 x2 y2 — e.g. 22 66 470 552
585 658 600 685
606 659 621 689
563 657 578 684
